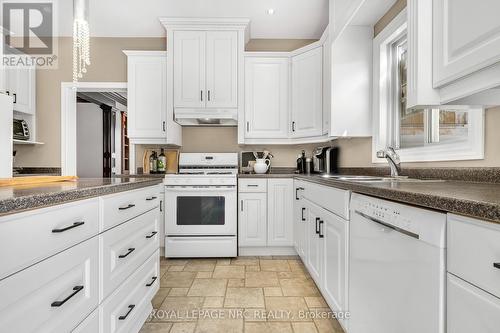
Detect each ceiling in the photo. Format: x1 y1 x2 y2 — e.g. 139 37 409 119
57 0 329 39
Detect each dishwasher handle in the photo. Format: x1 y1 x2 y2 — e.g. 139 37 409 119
354 210 419 240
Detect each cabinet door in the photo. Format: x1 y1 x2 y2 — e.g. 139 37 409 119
447 273 500 333
433 0 500 87
174 31 206 108
244 57 289 139
238 192 267 246
127 54 167 139
206 31 238 108
294 200 308 260
7 66 35 114
291 47 323 138
267 179 294 247
322 211 348 313
307 207 323 285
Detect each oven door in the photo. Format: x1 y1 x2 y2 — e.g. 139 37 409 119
165 186 237 236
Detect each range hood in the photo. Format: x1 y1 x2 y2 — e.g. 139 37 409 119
174 109 238 126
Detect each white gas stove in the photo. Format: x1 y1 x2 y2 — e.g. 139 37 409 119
164 153 238 258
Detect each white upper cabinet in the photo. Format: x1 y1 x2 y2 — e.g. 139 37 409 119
125 51 182 145
7 65 36 115
433 0 500 88
244 57 289 139
173 30 238 109
291 47 324 138
173 31 206 108
206 31 238 108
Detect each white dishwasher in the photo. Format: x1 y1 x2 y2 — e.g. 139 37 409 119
349 193 446 333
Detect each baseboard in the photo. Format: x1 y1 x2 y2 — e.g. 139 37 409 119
238 246 297 256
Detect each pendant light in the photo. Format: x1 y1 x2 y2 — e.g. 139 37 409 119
73 0 90 82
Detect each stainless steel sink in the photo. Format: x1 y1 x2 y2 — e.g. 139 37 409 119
320 174 443 183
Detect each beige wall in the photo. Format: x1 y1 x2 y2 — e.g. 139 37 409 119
14 37 165 167
15 18 500 169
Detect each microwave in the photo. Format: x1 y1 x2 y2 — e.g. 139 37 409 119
13 119 30 141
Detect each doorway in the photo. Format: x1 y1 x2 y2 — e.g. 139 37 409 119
60 82 127 176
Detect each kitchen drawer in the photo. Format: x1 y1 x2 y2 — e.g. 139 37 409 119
101 185 160 231
73 308 99 333
100 208 160 301
238 179 267 193
447 273 500 333
302 181 350 219
100 250 160 333
0 197 99 280
0 237 99 333
448 214 500 297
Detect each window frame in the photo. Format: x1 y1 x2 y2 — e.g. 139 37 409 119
372 8 485 163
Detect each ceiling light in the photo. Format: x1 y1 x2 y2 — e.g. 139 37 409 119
267 8 275 15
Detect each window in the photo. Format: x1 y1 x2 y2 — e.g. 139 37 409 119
372 9 484 163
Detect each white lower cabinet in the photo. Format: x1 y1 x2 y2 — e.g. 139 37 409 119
100 250 160 333
267 179 294 246
0 237 99 333
73 308 100 333
306 204 323 285
322 209 348 316
100 207 160 300
447 214 500 333
293 179 349 331
238 192 267 247
447 273 500 333
238 178 294 255
0 185 161 333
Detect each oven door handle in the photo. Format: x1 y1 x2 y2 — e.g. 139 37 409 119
165 186 236 193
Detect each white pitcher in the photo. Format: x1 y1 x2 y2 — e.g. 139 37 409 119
253 158 270 174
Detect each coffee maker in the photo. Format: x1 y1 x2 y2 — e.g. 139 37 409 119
312 146 339 174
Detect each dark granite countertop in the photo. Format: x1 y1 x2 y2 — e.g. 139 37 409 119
239 169 500 223
0 177 163 216
294 175 500 224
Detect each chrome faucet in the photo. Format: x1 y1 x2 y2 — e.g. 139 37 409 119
377 147 401 177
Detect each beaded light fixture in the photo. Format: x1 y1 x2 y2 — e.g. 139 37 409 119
73 0 90 82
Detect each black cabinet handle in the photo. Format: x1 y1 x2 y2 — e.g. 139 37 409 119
494 263 500 269
200 90 203 102
51 286 84 307
13 93 17 103
301 207 306 221
160 200 163 212
146 276 157 287
241 200 243 212
119 204 135 210
118 305 135 320
292 121 296 132
146 196 157 201
52 221 85 233
118 248 135 258
315 217 320 234
162 121 166 132
208 90 211 101
295 187 304 200
319 220 324 238
247 184 259 187
146 231 158 239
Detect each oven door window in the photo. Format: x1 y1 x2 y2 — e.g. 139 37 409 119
177 196 225 225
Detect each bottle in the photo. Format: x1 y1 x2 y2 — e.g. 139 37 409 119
150 151 158 174
157 149 167 173
301 150 307 173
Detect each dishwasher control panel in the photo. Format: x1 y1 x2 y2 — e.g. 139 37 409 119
350 193 447 247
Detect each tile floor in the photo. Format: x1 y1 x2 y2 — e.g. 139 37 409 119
140 256 345 333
